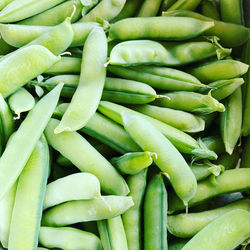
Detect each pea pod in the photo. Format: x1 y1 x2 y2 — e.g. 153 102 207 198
215 150 240 170
8 135 49 250
168 168 250 213
97 216 128 250
152 91 225 113
122 169 147 250
201 136 225 155
0 0 66 23
130 104 205 133
8 87 35 119
0 0 14 11
167 0 201 11
144 174 168 250
221 88 242 155
42 195 134 226
98 101 217 159
43 173 101 210
168 199 250 238
0 84 62 200
137 0 162 17
201 0 220 20
111 152 155 175
182 209 250 250
39 227 102 250
108 16 214 41
168 239 188 250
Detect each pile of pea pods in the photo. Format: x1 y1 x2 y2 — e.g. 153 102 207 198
0 0 250 249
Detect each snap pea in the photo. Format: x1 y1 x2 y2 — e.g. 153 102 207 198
137 0 162 17
19 0 83 26
221 88 242 155
42 195 134 226
152 91 225 113
109 64 208 91
163 10 249 47
8 135 49 250
111 152 155 175
201 136 225 155
215 150 240 170
0 84 62 200
130 104 205 133
168 168 250 212
182 209 250 250
81 0 100 16
161 0 177 11
0 0 66 23
144 174 168 250
45 118 129 195
0 45 60 97
0 0 14 11
8 87 35 119
168 199 250 238
220 0 244 25
43 173 101 210
98 101 217 159
54 103 140 154
55 27 107 133
122 169 147 250
0 182 17 248
188 59 249 83
167 0 201 11
79 0 126 22
168 239 188 250
97 216 128 250
201 0 220 20
39 226 102 250
108 16 214 41
123 113 197 205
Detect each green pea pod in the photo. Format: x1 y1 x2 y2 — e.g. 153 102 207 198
144 174 168 250
55 27 107 133
0 45 60 97
201 0 220 20
152 91 225 113
98 216 128 250
8 87 35 119
0 84 62 200
81 0 100 16
19 0 83 26
168 168 250 213
0 0 14 11
122 169 147 250
137 0 162 17
53 103 140 154
111 152 155 175
168 239 188 250
122 113 197 205
98 101 217 159
130 104 205 133
108 65 208 91
42 195 134 226
220 0 244 25
221 87 242 155
0 182 17 248
215 150 240 170
39 227 102 250
163 10 249 47
168 199 250 238
108 16 214 41
0 0 66 23
167 0 201 11
45 118 129 195
201 136 225 155
8 135 49 250
182 209 250 250
43 173 101 210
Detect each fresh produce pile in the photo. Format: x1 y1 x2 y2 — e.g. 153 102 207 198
0 0 249 249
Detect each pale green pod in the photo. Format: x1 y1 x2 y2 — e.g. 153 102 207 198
137 0 162 17
167 0 201 11
43 173 101 210
0 0 14 11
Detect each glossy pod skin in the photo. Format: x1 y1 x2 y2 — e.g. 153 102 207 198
39 227 102 250
0 0 14 11
0 84 62 200
201 0 220 20
122 169 147 250
168 168 250 213
167 0 201 11
0 45 60 97
108 16 214 41
168 199 250 238
43 173 101 210
98 101 217 159
122 113 197 205
45 118 129 195
111 152 154 175
182 209 250 250
8 136 49 250
42 195 134 227
97 216 128 250
0 0 66 23
144 174 168 250
137 0 162 17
